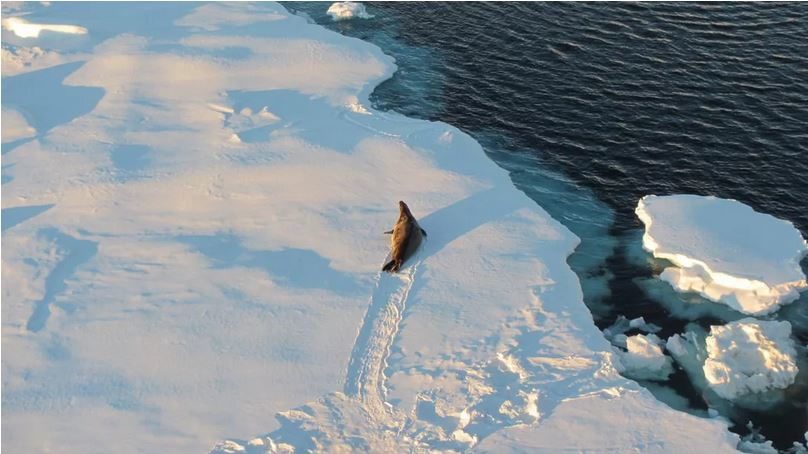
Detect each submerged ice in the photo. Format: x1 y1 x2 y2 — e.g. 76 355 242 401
636 194 808 316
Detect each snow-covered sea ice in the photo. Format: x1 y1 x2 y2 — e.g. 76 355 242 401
636 194 808 316
1 2 751 452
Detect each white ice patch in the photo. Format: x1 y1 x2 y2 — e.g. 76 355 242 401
2 16 87 38
615 333 674 381
1 45 68 76
327 2 373 21
2 108 36 141
703 318 798 400
346 99 370 114
636 194 808 316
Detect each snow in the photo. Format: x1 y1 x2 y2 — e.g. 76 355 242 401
2 107 36 141
327 2 373 21
2 2 742 453
616 334 674 381
1 44 71 76
636 194 808 316
703 318 798 400
475 388 742 453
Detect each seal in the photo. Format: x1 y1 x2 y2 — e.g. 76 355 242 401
382 201 427 273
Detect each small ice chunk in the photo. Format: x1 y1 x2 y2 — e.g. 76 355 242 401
629 316 662 333
451 429 477 444
456 408 471 429
326 2 373 21
665 334 689 358
211 440 245 453
636 194 808 316
208 103 235 115
603 315 662 343
617 334 674 381
346 100 370 114
738 439 778 454
2 17 87 38
703 318 798 399
738 422 779 454
257 106 280 121
629 317 646 329
612 333 628 349
523 391 540 420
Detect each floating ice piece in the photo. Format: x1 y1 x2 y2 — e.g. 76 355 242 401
2 17 87 38
636 194 808 316
738 439 778 454
616 333 674 381
629 316 662 333
603 315 662 344
327 2 373 21
738 422 779 454
703 318 798 400
210 440 245 453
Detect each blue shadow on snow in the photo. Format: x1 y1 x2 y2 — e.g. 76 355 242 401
177 233 361 294
26 228 98 332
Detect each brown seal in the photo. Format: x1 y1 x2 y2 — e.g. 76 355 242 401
382 201 427 273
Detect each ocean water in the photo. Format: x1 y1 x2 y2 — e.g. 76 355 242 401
287 2 808 448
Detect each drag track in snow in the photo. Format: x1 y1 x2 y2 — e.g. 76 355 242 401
344 256 421 420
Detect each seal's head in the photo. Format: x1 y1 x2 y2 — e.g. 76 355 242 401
398 200 412 220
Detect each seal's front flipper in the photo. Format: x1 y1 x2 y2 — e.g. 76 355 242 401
384 230 393 234
420 228 427 237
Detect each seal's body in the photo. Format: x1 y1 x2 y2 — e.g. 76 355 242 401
382 201 427 273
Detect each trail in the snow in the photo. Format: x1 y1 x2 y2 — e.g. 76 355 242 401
344 257 419 422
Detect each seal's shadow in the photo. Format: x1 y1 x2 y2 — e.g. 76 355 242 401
416 185 530 263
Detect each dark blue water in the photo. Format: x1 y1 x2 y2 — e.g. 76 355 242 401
287 2 808 449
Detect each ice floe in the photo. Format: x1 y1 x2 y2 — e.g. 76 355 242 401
667 318 799 411
327 2 373 21
1 16 87 38
704 318 798 400
615 333 674 381
636 194 808 315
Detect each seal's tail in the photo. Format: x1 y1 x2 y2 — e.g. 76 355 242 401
382 259 400 273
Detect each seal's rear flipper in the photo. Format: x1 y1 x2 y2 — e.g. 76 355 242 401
382 259 400 273
420 228 427 237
